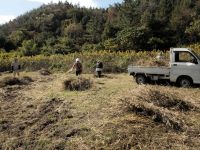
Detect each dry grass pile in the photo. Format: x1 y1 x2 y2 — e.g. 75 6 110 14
39 69 52 76
0 77 21 87
134 87 194 111
0 76 34 87
21 76 34 84
63 77 92 91
121 86 196 131
135 59 169 67
123 102 183 131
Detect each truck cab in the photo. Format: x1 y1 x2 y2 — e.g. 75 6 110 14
128 48 200 87
170 48 200 87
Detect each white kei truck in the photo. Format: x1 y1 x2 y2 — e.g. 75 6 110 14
128 48 200 87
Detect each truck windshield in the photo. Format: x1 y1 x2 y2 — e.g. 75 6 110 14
192 50 200 60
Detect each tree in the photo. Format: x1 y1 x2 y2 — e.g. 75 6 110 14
185 19 200 42
147 37 164 49
170 0 195 43
85 9 105 44
103 38 119 51
9 30 25 46
102 22 120 40
64 23 84 41
0 36 6 48
4 41 16 52
117 26 150 50
52 37 76 54
20 40 39 56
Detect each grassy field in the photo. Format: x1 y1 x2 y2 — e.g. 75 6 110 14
0 72 200 149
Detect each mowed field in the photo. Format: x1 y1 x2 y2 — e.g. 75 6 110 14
0 72 200 150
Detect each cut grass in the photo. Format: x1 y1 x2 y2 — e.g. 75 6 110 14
0 72 199 149
63 77 92 91
128 86 195 111
0 76 34 87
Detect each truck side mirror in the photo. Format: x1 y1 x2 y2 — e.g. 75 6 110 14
191 58 198 64
194 59 198 64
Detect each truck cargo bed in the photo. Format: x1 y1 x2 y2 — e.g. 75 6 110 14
128 65 170 75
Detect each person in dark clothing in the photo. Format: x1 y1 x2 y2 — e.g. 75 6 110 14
11 58 21 77
95 60 103 78
72 58 82 76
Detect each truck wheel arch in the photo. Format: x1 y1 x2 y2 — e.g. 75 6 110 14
176 75 193 87
130 72 135 76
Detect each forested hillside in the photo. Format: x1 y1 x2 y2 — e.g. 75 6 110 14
1 0 200 56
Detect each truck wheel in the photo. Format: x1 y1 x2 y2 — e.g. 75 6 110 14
177 77 192 88
135 74 147 84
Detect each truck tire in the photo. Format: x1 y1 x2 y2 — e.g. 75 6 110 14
135 74 147 84
177 77 192 88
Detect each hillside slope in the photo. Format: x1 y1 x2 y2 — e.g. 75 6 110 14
0 72 199 149
1 0 200 54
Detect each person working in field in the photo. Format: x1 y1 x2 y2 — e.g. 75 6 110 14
11 58 21 77
72 58 82 76
95 60 103 78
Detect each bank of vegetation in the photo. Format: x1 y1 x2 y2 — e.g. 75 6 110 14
1 43 200 73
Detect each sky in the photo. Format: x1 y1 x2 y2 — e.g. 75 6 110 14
0 0 123 25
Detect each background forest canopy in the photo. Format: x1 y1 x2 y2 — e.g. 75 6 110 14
1 0 200 56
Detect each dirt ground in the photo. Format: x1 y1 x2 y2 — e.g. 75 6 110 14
0 72 200 150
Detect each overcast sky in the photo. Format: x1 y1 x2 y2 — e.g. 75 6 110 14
0 0 123 25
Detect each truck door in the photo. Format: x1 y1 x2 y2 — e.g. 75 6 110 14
170 51 200 84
